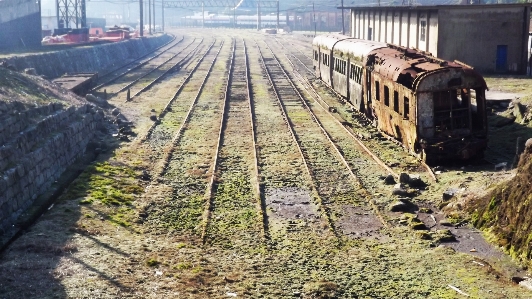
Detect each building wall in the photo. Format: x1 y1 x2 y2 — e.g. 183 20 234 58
438 7 529 73
351 6 530 74
0 0 42 49
351 8 439 56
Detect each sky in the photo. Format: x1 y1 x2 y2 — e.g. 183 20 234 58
41 0 344 19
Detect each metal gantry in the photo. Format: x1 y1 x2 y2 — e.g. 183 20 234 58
163 0 277 9
56 0 86 29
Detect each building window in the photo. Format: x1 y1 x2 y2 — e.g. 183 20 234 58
404 97 410 119
368 27 373 41
420 20 426 42
375 81 380 101
384 86 390 106
394 91 399 113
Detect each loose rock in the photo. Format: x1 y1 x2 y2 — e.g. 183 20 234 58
442 189 456 201
384 174 396 185
399 172 410 184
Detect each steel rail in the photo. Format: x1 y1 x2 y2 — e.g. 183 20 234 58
243 39 270 241
155 40 221 177
130 40 203 99
116 38 202 95
91 34 180 91
262 40 389 229
200 38 235 245
255 40 340 239
141 39 217 142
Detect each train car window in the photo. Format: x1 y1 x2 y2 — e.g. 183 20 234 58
342 61 346 75
384 86 390 106
356 67 362 84
375 81 380 101
314 50 319 61
433 90 471 133
349 64 355 80
394 91 399 113
420 21 427 42
404 97 410 119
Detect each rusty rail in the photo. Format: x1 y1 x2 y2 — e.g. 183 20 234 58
262 40 389 229
117 38 202 95
141 39 216 142
200 38 235 245
154 40 221 178
91 34 180 91
244 39 270 241
256 40 340 238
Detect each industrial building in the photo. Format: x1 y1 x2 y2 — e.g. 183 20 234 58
0 0 42 50
346 4 531 74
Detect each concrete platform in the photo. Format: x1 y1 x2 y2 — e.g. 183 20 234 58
486 90 522 102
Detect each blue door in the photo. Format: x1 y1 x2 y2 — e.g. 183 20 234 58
496 45 508 72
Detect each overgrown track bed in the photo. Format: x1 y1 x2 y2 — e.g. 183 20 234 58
93 38 203 98
257 39 375 240
91 34 181 91
203 39 267 247
143 36 231 238
143 39 217 145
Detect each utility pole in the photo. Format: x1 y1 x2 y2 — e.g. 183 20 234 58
140 0 144 36
153 0 155 32
202 2 205 28
162 0 164 31
276 0 279 31
234 1 236 28
148 0 151 34
257 0 261 31
341 0 345 34
313 2 316 36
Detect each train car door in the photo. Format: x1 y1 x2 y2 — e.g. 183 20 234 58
364 69 372 117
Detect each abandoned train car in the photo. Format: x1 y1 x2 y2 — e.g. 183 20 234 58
313 34 488 163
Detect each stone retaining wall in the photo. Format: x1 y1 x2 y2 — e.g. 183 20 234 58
0 103 104 233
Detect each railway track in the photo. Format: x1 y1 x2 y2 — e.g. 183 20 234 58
142 38 220 174
201 38 267 246
141 39 217 143
91 34 181 91
92 38 203 99
144 37 231 237
257 39 375 240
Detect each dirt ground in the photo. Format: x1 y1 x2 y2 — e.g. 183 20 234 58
1 29 532 298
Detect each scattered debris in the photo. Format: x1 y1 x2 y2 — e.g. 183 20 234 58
448 284 470 297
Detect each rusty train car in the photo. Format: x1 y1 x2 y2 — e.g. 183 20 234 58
312 34 488 163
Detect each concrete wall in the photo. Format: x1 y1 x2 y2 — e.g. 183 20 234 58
4 34 172 78
438 7 529 73
0 0 42 49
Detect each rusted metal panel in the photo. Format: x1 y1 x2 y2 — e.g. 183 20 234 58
349 81 363 109
417 92 434 138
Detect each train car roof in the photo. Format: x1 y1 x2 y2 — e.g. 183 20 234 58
369 45 487 90
313 34 387 63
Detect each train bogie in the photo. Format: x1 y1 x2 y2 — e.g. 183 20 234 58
313 34 488 163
